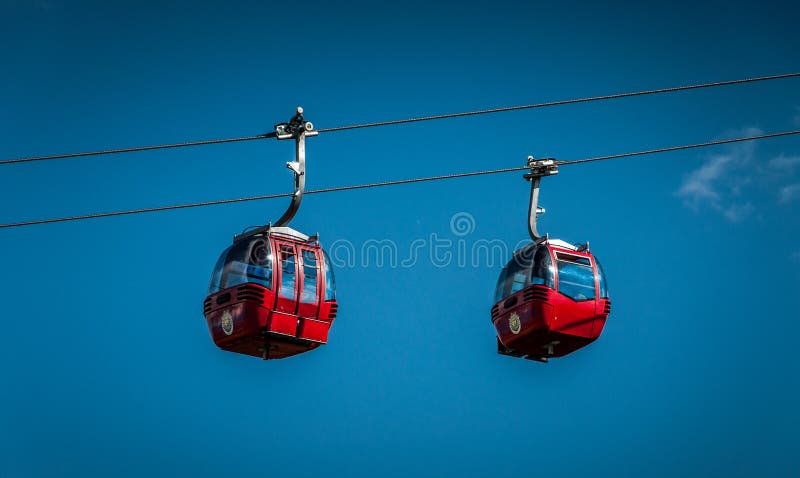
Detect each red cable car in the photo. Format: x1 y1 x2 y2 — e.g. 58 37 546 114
490 157 610 362
203 108 339 360
204 226 338 359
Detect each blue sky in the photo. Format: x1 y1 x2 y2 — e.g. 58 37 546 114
1 1 799 477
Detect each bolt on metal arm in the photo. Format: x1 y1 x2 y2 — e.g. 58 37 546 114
273 107 318 227
523 156 558 242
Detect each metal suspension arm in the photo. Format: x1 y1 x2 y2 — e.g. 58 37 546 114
524 156 558 242
274 107 318 227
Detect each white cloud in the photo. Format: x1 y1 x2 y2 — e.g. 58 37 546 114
778 183 800 204
676 125 800 221
675 127 761 221
675 154 727 206
768 154 800 172
721 202 755 223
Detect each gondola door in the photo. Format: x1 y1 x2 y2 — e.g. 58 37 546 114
275 241 299 315
296 246 328 343
297 247 321 320
551 248 597 338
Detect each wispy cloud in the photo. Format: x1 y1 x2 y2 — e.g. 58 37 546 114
676 125 800 221
778 183 800 204
721 202 755 222
675 154 728 205
768 154 800 172
792 251 800 263
675 127 760 222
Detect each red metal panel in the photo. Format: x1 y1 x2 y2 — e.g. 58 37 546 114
318 301 338 322
206 299 267 346
493 290 548 350
591 298 611 339
550 294 595 338
269 311 299 337
298 317 331 343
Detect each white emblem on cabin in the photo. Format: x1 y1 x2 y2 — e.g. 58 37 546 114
509 312 521 335
221 310 234 336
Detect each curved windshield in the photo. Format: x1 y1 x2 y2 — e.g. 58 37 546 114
322 248 336 301
208 236 273 294
494 266 508 303
596 257 609 298
494 245 555 302
555 252 595 301
532 246 555 288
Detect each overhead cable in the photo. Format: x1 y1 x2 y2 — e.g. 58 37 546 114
2 128 798 229
3 72 798 166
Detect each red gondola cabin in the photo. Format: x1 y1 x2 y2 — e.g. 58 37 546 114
491 239 610 362
203 226 338 360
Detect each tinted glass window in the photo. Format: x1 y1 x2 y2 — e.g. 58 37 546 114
208 247 229 293
208 237 273 294
531 246 555 288
505 255 531 296
596 257 609 298
322 249 336 301
279 245 296 300
556 253 595 301
301 250 318 304
494 245 555 302
494 266 508 303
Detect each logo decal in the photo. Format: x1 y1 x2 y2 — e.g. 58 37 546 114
221 310 234 336
509 312 521 335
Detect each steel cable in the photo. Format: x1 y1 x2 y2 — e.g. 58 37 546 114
2 129 798 229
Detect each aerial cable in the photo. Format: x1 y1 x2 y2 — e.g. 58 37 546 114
1 128 797 229
556 129 800 165
2 72 799 166
0 133 274 165
316 73 800 133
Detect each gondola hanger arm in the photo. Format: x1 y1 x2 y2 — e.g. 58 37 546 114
524 156 558 243
273 107 318 227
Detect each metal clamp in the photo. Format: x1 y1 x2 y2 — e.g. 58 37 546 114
523 156 558 242
274 106 318 140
